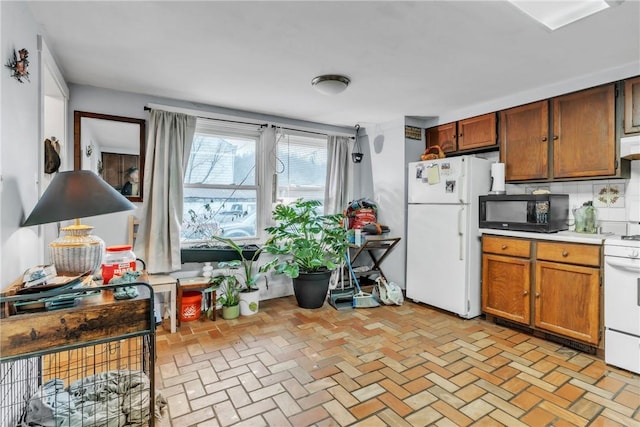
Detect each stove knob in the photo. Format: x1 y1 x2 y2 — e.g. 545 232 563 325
630 249 640 258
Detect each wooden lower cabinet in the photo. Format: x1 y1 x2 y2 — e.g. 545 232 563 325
482 235 602 347
482 254 530 324
534 261 600 345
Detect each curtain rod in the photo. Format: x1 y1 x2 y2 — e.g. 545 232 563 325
276 126 354 139
143 106 267 128
144 106 355 139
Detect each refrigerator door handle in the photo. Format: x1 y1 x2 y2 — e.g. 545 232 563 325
458 158 467 203
458 206 465 260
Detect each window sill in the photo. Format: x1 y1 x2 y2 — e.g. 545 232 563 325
180 244 261 264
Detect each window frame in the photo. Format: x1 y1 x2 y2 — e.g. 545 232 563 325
182 121 262 245
180 119 331 246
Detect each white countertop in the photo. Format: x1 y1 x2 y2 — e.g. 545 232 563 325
479 228 615 245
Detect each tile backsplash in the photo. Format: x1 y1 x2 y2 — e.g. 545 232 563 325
505 160 639 235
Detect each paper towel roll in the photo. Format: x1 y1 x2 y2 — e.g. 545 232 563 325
490 163 506 194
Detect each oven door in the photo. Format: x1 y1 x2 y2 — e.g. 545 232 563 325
604 254 640 333
604 248 640 373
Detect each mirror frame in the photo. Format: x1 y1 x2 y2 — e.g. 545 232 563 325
74 111 146 203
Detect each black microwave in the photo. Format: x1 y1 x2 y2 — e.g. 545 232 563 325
479 194 569 233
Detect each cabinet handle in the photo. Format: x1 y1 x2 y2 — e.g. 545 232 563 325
535 292 540 298
553 135 559 140
501 245 507 250
523 290 528 296
562 250 569 257
541 136 548 142
459 133 463 137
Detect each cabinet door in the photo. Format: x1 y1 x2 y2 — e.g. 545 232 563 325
534 261 600 344
553 84 615 178
426 122 457 153
500 101 549 181
458 113 497 151
482 254 531 325
624 76 640 134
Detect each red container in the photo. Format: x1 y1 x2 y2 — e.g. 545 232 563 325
180 291 202 322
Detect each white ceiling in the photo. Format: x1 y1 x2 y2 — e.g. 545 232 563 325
28 1 640 129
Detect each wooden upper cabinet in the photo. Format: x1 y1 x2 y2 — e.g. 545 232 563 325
553 84 616 179
426 122 457 153
458 113 497 151
500 101 549 181
624 76 640 134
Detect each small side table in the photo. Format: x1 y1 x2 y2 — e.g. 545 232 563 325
347 237 401 284
148 274 177 333
177 276 216 325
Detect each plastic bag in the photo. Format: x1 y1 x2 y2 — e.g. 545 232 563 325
372 277 404 306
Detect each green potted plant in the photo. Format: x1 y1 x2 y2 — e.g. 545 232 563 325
262 199 348 309
212 236 263 316
208 268 241 320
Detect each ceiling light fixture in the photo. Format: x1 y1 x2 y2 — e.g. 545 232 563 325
509 0 614 30
311 74 350 95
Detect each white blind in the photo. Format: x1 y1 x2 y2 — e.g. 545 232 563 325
276 131 327 203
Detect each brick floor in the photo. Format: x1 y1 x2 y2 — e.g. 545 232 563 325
155 296 640 426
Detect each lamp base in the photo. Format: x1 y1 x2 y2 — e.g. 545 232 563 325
50 224 104 276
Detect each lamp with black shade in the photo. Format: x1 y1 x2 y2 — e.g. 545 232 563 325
22 170 137 276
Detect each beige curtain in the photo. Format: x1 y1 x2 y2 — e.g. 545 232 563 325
135 110 196 273
324 135 351 215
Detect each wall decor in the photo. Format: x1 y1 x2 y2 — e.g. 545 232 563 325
405 125 422 140
5 48 30 83
593 183 625 208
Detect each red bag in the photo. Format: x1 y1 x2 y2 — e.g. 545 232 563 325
351 208 377 229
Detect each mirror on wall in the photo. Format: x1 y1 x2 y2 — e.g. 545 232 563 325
74 111 146 202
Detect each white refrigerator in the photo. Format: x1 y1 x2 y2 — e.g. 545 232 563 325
406 155 491 318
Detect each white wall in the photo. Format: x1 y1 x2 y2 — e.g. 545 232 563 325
358 119 420 288
1 2 42 286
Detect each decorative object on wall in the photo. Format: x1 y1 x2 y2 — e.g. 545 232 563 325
593 183 625 208
85 144 93 157
44 137 61 174
405 125 422 140
5 48 30 83
352 124 363 163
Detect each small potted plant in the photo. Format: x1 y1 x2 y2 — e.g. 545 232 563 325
213 236 264 316
262 199 348 309
208 268 241 320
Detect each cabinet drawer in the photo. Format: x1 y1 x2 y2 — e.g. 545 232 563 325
483 236 531 257
536 241 600 267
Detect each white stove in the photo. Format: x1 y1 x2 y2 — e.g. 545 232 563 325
604 234 640 374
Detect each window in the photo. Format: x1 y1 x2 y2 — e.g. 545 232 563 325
181 120 329 244
275 131 327 209
182 120 260 241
